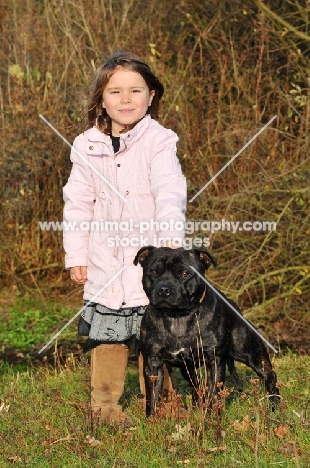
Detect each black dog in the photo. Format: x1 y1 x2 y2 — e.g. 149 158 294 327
134 246 280 417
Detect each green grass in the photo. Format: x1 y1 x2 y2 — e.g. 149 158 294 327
1 305 73 350
0 353 309 468
0 293 81 351
0 296 309 466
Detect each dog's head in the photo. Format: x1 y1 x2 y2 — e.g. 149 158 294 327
133 246 217 310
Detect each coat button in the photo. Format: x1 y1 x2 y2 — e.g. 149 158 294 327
122 302 126 305
117 164 121 167
89 146 94 150
125 190 129 195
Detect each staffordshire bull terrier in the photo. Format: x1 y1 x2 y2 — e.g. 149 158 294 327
133 246 280 417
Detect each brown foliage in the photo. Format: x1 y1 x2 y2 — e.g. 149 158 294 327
0 0 309 345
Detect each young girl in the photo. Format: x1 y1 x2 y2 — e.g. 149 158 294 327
63 50 186 424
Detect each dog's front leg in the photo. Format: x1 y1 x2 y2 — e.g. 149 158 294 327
144 356 164 417
205 353 227 407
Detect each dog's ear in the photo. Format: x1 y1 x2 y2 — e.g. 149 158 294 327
193 248 217 270
133 246 156 266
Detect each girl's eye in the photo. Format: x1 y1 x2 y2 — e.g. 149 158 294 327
132 89 141 93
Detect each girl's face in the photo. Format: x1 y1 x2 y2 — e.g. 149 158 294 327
102 68 155 136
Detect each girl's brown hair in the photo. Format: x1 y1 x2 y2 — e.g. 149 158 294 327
86 50 164 134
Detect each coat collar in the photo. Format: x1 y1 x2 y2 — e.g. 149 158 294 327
87 115 152 146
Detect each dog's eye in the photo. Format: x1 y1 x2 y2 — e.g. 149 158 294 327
149 269 157 277
180 270 189 278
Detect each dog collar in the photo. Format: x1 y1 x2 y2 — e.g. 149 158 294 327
199 286 207 304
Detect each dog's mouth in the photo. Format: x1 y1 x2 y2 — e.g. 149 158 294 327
151 297 180 308
150 298 194 317
148 277 207 312
150 294 192 312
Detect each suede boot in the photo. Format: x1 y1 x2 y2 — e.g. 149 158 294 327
91 344 132 426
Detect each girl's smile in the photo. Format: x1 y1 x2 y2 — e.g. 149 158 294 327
102 68 155 136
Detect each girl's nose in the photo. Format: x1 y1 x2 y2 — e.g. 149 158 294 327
121 92 131 103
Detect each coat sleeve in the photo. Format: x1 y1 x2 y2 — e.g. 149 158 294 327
63 134 96 268
149 129 187 245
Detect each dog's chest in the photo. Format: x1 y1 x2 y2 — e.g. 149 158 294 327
162 344 202 365
160 317 199 362
163 315 196 341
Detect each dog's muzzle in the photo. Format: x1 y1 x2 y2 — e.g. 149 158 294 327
156 286 171 298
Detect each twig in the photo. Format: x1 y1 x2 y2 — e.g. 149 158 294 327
256 0 310 43
254 411 260 468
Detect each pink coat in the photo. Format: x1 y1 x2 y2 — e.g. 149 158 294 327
63 115 187 309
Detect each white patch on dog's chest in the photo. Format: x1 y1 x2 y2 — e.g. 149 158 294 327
169 348 186 356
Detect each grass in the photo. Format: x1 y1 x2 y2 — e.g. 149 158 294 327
1 299 75 350
0 292 81 344
0 352 309 467
0 291 309 467
0 292 85 377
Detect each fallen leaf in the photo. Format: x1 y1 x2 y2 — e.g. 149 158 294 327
85 435 102 447
250 378 260 386
231 415 252 431
241 438 256 450
274 424 289 438
170 423 192 440
8 455 22 463
206 445 226 453
278 441 300 455
42 437 57 446
276 381 291 389
0 401 10 413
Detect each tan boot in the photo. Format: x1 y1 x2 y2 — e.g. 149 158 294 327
91 344 132 426
138 352 146 398
162 364 175 400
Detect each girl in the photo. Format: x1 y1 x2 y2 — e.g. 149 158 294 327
63 50 186 424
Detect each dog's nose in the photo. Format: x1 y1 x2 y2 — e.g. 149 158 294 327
157 286 171 297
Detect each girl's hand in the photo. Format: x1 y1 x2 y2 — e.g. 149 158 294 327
70 266 87 284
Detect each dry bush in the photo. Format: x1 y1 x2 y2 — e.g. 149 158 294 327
0 0 309 344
